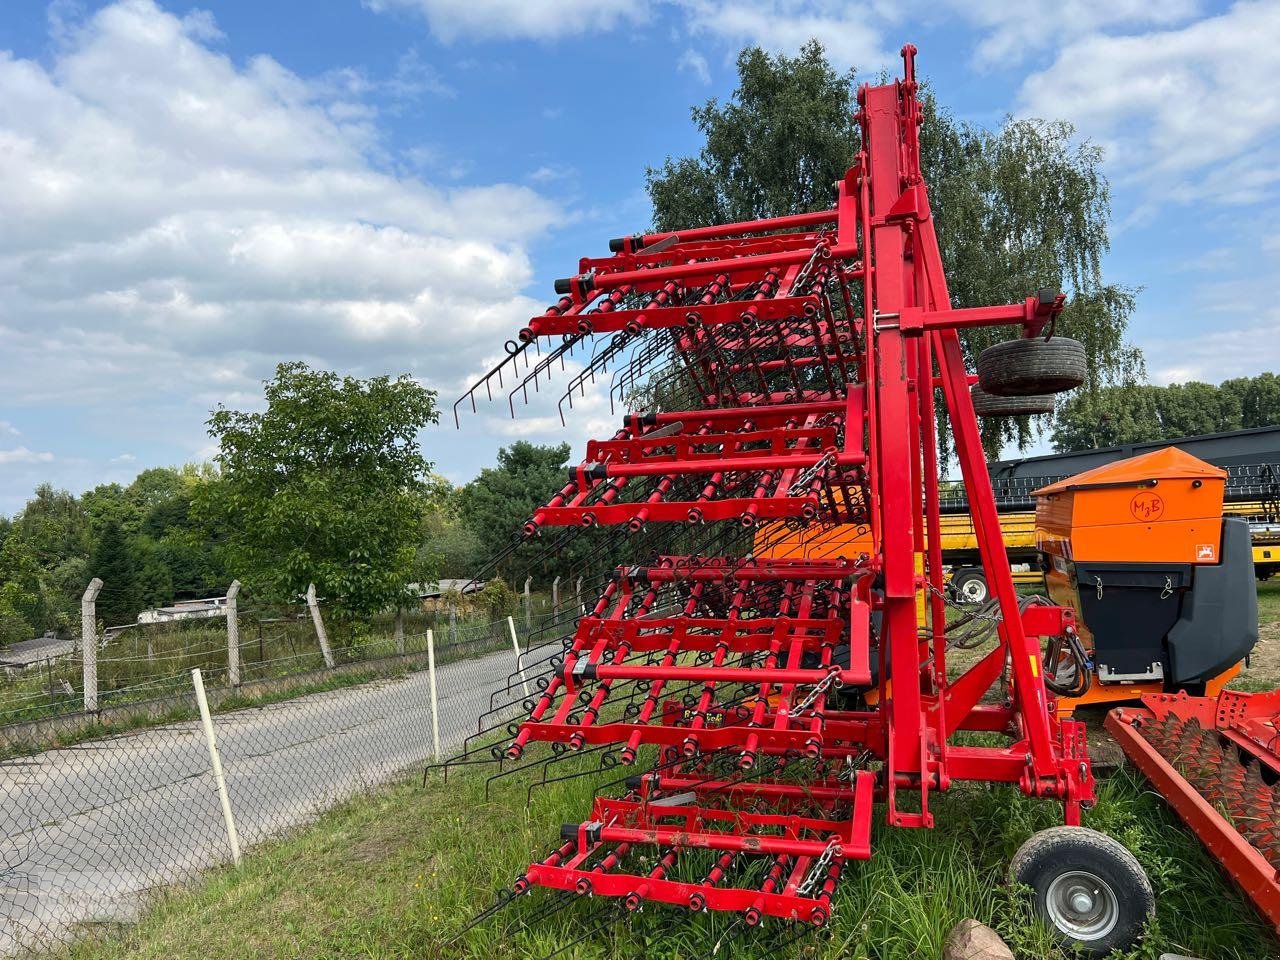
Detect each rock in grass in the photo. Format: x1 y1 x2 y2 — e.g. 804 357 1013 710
942 919 1014 960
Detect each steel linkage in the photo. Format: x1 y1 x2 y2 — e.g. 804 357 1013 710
451 45 1093 939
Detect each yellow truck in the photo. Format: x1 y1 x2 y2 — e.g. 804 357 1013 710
941 498 1280 603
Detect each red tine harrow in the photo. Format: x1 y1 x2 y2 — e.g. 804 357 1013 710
445 44 1133 955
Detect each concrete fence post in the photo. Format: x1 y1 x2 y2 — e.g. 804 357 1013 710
305 584 335 669
79 578 101 716
523 575 532 628
507 616 530 698
575 577 583 610
449 606 457 644
226 580 241 687
426 628 441 761
552 575 561 612
394 606 405 655
192 667 241 866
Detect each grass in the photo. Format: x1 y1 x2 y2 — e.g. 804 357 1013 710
62 759 1276 960
53 584 1280 960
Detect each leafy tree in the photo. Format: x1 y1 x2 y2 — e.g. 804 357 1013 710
1223 372 1280 428
646 41 1139 453
419 477 484 578
647 43 857 227
0 535 45 644
197 362 438 620
1051 372 1280 452
11 484 91 569
458 442 583 580
87 518 140 627
81 483 142 539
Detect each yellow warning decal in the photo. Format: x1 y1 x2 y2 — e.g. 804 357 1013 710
1029 656 1039 678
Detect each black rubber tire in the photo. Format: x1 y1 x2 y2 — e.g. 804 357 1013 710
977 337 1086 396
1009 827 1153 956
950 567 988 604
970 384 1055 417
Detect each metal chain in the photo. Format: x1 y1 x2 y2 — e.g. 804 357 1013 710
787 451 836 496
792 666 841 716
796 836 841 896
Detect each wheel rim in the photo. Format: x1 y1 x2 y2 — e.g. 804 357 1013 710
958 578 987 603
1045 870 1119 942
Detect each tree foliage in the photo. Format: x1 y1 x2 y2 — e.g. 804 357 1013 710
197 362 439 620
646 41 1140 453
458 441 576 581
1051 373 1280 452
87 518 140 627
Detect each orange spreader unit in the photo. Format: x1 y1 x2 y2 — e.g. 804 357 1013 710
1034 447 1227 566
1036 447 1255 712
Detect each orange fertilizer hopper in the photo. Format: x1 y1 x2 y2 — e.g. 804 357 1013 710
1035 447 1256 713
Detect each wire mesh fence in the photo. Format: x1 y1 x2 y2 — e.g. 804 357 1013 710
0 602 565 955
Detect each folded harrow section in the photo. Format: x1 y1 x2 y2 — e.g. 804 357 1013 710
446 45 1097 941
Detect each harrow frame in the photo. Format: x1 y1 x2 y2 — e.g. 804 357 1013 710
452 44 1095 932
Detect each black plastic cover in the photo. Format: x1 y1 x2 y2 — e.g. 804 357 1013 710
1167 517 1258 684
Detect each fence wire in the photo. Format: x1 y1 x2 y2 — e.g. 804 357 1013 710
0 604 556 954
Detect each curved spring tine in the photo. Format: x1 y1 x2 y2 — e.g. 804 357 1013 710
509 333 586 418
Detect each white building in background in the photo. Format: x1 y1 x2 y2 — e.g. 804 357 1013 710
136 596 229 625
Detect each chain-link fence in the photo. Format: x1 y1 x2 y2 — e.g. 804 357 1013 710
0 604 557 955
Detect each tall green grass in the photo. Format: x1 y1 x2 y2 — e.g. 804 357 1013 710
65 756 1277 960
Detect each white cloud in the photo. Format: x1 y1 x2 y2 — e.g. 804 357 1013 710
0 448 54 465
944 0 1201 68
677 48 711 84
1017 2 1280 204
362 0 646 42
526 164 576 184
0 421 18 437
675 1 893 70
111 453 137 463
0 0 562 456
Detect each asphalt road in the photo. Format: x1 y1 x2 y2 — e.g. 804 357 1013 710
0 645 526 953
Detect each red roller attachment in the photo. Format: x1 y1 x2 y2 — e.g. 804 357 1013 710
515 839 578 895
1108 692 1280 930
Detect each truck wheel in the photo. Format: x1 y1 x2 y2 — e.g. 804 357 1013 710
977 337 1086 396
951 568 989 604
1010 827 1153 957
970 384 1055 417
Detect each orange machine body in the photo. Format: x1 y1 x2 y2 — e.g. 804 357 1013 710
1034 447 1227 567
1035 448 1254 715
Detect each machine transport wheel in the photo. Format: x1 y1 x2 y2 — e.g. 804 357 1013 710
977 336 1086 396
970 384 1055 417
1010 827 1154 956
950 567 989 604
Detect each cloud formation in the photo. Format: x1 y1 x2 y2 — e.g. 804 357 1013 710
1017 1 1280 204
0 0 561 483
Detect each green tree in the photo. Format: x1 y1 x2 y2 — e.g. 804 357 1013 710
197 362 438 621
458 442 575 579
1051 373 1279 452
646 41 1140 453
11 484 91 569
647 43 857 227
1223 372 1280 428
87 518 140 626
0 535 45 644
419 477 484 578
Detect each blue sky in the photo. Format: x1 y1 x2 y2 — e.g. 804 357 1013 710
1 0 1278 514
